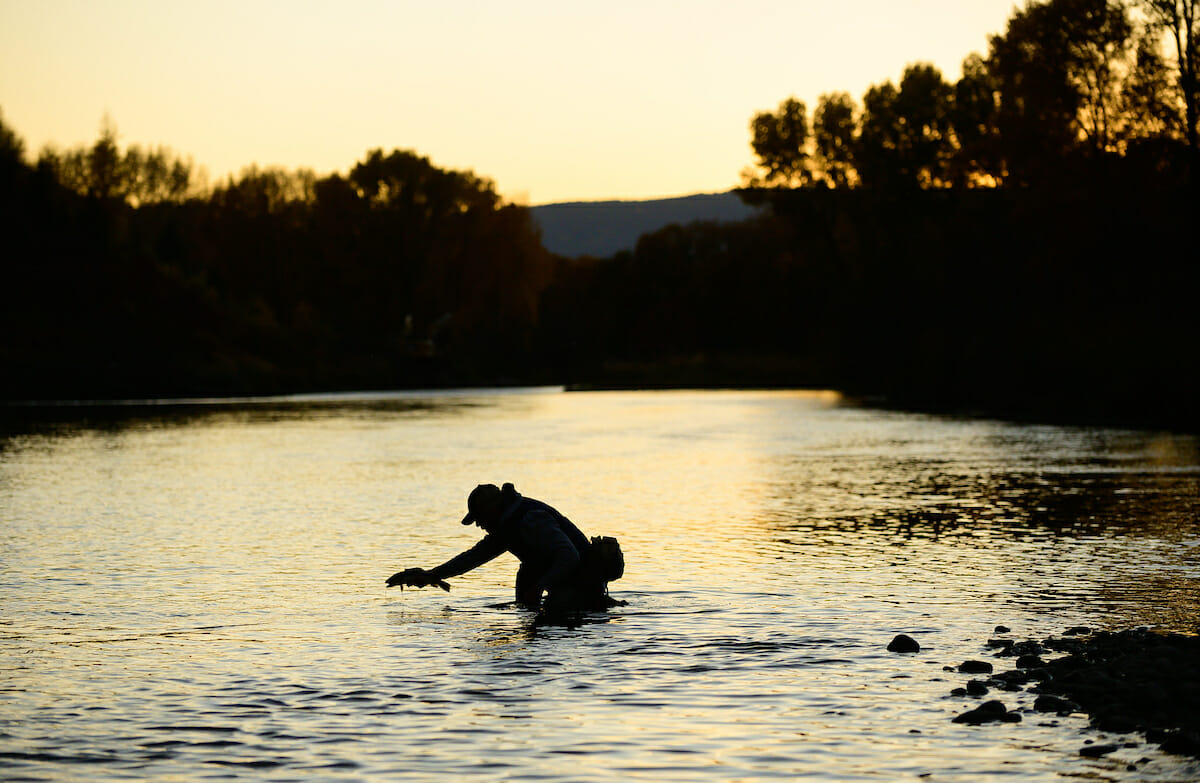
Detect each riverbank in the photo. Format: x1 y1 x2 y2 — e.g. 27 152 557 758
946 627 1200 760
564 353 1200 434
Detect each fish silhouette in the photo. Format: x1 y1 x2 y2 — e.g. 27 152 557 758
386 568 450 592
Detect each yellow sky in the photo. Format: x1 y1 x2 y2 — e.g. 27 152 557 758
1 0 1020 204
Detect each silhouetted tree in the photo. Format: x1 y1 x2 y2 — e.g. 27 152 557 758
0 109 24 175
744 97 813 187
856 64 955 188
1120 26 1189 162
856 81 902 188
1068 0 1135 152
895 63 957 185
987 0 1137 180
1140 0 1199 159
950 54 1003 185
213 165 315 215
122 144 199 205
88 116 122 200
36 145 88 198
989 2 1087 181
343 149 498 343
37 118 198 205
813 92 858 187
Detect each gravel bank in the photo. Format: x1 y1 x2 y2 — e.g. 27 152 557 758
946 627 1200 759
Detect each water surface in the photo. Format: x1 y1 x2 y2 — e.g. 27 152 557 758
3 389 1199 780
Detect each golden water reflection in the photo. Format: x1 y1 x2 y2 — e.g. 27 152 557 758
2 389 1199 781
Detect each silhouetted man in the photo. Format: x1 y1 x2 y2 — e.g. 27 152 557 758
387 483 613 612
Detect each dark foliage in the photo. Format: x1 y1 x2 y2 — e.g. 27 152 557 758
746 0 1198 189
1 121 551 399
544 185 1198 430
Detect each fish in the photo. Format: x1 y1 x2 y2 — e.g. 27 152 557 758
386 568 451 591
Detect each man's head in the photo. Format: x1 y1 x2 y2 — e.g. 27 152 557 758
461 483 503 529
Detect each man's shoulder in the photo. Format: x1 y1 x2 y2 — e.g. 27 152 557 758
520 495 551 510
515 496 563 519
517 505 558 528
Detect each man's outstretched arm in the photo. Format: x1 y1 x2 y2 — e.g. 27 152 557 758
387 535 506 587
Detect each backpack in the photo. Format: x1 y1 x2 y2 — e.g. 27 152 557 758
589 535 624 582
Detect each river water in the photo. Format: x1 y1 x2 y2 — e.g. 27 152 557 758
2 388 1199 781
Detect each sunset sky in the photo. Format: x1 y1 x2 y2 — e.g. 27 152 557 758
1 0 1021 204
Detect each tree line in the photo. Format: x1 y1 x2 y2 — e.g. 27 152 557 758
545 0 1198 429
743 0 1197 189
1 112 551 398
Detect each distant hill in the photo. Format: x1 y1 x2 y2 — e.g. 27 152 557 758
530 191 762 258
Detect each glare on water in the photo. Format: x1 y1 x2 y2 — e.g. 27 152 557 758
2 389 1199 781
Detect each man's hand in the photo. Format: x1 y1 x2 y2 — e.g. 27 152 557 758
517 585 543 607
387 567 426 587
386 568 450 591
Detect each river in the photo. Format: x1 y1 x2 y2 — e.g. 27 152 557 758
2 388 1198 781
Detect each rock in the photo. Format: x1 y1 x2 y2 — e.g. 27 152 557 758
1079 743 1120 757
958 660 994 674
995 625 1011 633
887 634 921 653
1034 694 1080 713
997 640 1045 658
1097 713 1139 733
952 700 1015 725
973 629 1200 760
952 709 992 725
986 638 1014 649
966 680 989 696
1158 730 1200 757
992 669 1033 686
1044 636 1086 654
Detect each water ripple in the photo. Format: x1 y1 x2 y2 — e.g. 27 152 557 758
2 390 1198 780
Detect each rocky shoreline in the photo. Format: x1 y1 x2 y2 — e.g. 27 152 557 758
935 627 1200 760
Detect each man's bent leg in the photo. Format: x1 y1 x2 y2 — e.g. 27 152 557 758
514 563 543 608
